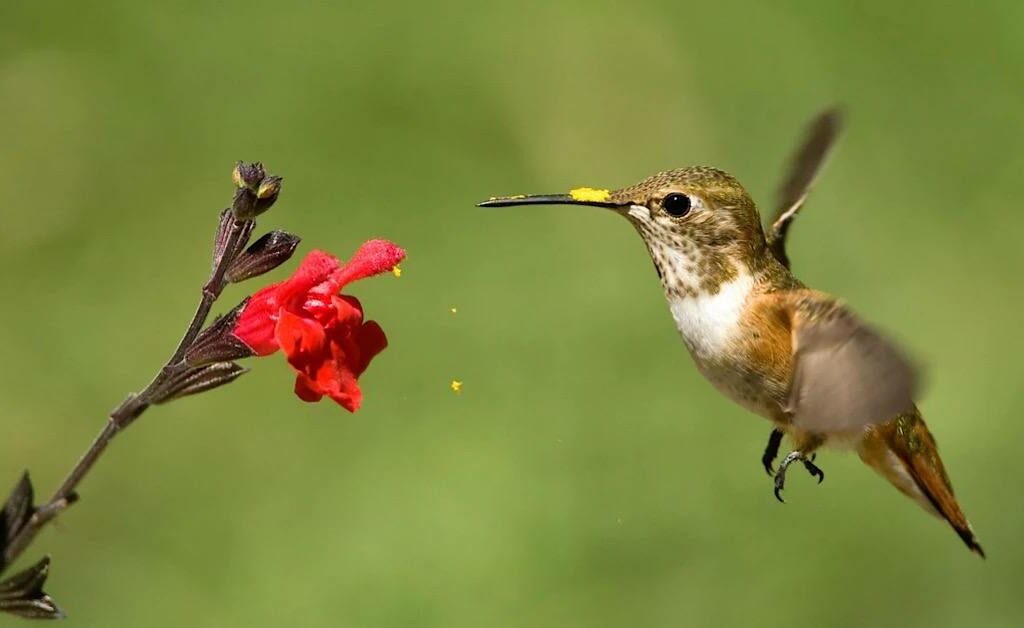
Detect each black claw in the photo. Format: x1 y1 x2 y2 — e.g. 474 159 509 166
762 429 784 476
773 455 790 503
802 459 825 484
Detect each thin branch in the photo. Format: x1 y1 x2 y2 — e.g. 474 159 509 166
1 215 252 570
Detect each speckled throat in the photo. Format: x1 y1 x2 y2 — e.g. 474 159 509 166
628 212 747 299
607 167 782 300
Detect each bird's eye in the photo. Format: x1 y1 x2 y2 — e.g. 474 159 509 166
662 193 692 217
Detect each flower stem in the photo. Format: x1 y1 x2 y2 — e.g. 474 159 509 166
1 216 251 570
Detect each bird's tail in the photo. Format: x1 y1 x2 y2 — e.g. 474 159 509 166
857 408 984 557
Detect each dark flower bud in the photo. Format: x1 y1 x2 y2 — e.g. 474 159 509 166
231 187 259 220
226 231 301 283
1 472 35 570
152 362 249 404
185 300 257 366
0 556 64 619
232 177 282 220
257 175 282 199
230 162 281 219
232 161 265 191
253 175 283 215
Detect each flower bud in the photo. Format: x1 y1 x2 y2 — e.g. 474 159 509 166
226 230 301 283
256 175 282 199
185 300 257 366
153 362 249 404
232 161 265 190
231 188 259 220
2 471 34 546
0 556 63 619
232 177 282 220
253 175 283 215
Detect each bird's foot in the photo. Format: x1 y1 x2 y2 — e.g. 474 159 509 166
773 451 825 503
762 429 784 475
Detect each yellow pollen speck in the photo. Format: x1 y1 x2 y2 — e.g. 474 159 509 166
391 265 402 278
569 187 610 203
450 306 457 314
450 380 463 393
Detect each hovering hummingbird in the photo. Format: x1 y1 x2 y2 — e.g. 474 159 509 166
479 109 983 556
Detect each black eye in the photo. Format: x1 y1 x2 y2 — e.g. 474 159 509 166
662 193 691 217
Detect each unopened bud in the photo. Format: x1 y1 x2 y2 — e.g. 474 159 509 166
226 230 301 283
153 362 249 404
253 175 283 215
232 176 282 220
0 556 63 619
256 175 282 199
232 161 266 190
231 188 259 220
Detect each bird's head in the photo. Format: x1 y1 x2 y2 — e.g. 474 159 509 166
479 166 770 296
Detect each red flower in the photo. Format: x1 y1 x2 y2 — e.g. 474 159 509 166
232 240 405 412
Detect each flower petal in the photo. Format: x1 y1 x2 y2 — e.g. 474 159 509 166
233 283 284 355
294 375 324 403
275 308 367 412
330 295 365 327
296 342 363 412
328 240 406 289
350 320 388 376
320 367 362 412
275 309 327 367
276 250 340 307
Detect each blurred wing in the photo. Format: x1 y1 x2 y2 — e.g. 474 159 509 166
787 298 918 433
768 107 843 268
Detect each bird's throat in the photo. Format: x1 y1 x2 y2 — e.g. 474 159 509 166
666 268 754 359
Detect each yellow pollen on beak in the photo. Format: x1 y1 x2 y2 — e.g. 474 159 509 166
391 265 402 278
569 187 611 203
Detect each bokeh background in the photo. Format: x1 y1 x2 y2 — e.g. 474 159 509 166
3 1 1024 626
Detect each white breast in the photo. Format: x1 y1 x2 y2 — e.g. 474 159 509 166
668 271 754 359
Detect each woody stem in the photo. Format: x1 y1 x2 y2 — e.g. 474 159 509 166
1 216 251 570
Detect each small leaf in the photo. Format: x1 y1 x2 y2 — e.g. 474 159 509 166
0 556 64 619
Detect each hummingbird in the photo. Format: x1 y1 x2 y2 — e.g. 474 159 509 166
479 109 983 556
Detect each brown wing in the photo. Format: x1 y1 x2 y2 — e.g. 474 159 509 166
786 297 918 433
768 107 843 269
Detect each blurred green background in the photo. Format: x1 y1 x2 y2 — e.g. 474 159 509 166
2 1 1023 626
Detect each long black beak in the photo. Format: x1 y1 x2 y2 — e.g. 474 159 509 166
477 193 625 209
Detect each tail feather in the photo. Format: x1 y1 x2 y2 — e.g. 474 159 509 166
858 409 984 557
